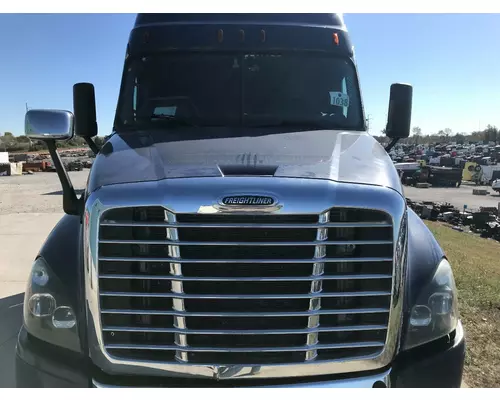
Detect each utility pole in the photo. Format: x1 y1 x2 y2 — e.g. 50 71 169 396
366 114 372 134
26 102 32 151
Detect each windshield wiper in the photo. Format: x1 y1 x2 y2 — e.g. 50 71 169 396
149 114 198 127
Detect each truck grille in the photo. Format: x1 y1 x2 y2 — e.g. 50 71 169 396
98 206 393 365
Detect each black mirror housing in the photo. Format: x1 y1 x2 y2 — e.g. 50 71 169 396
385 83 413 139
73 83 98 137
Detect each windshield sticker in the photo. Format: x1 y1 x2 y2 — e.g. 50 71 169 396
329 91 350 108
153 106 177 117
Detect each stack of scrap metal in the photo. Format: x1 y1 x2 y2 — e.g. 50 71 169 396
22 161 48 173
480 206 499 216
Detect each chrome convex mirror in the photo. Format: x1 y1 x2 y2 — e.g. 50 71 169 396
25 109 74 141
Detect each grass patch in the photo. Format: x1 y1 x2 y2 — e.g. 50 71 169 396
424 221 500 388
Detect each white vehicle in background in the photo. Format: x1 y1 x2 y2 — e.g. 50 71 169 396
492 179 500 193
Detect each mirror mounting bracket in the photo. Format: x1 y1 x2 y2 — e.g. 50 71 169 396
46 140 83 216
384 138 400 153
84 137 100 155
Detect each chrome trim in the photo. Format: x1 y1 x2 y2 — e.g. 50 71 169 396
92 368 391 388
85 176 407 380
164 210 189 363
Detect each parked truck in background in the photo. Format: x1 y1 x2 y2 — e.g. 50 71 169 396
16 13 465 388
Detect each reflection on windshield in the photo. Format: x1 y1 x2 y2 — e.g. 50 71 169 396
117 53 364 131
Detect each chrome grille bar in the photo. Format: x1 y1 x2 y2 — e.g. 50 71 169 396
99 256 393 263
100 221 391 229
105 341 386 352
99 239 393 246
100 291 391 299
100 307 390 317
102 325 388 334
99 274 393 281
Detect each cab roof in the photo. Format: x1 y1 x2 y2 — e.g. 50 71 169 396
128 13 352 56
134 13 346 29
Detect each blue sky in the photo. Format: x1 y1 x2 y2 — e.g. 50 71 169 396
0 13 499 137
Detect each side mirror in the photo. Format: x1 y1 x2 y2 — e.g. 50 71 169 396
73 82 98 137
25 109 74 141
385 83 413 139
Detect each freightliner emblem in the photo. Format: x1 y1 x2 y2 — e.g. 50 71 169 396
221 195 276 206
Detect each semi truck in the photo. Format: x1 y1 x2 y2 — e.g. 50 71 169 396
17 13 465 388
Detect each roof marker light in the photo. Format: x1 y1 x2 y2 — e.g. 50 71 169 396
260 29 266 43
333 32 340 46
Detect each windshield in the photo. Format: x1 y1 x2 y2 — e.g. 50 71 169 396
116 53 364 131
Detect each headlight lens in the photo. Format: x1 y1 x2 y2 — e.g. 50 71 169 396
23 257 81 353
404 258 459 350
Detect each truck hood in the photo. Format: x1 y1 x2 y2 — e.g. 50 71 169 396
87 128 403 195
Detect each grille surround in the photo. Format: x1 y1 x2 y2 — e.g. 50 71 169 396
84 177 408 380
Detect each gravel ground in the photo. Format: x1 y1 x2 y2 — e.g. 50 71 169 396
0 170 89 215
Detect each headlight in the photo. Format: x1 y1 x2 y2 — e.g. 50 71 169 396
23 257 81 353
404 258 459 350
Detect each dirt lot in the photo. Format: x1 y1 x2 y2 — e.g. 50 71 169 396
0 170 89 215
404 183 500 210
2 170 497 387
1 170 499 215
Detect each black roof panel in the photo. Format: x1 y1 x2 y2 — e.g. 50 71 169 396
135 13 345 28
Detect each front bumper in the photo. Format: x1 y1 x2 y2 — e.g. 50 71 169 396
15 321 465 388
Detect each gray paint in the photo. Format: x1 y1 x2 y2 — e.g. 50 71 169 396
88 129 403 195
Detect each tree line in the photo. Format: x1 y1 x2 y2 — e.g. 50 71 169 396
0 132 107 153
3 124 499 153
375 125 499 146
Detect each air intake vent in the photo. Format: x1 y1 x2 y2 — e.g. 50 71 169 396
218 164 278 176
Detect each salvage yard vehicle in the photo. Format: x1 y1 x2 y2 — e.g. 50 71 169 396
17 13 465 388
492 179 500 193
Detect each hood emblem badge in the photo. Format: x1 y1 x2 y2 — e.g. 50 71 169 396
221 195 276 206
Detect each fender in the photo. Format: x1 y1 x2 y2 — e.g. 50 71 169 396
399 208 446 348
36 214 86 353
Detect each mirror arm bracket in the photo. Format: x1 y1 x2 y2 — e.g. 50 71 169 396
385 138 399 153
46 140 83 216
84 137 100 155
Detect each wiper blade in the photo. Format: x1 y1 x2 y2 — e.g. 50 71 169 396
150 114 198 127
